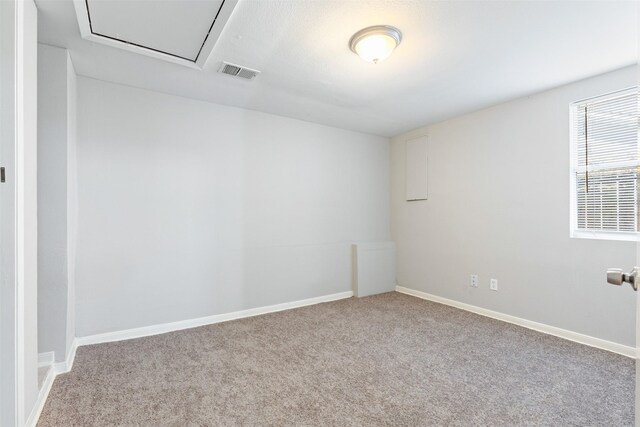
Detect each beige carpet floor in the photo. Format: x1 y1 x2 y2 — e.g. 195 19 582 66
38 292 634 426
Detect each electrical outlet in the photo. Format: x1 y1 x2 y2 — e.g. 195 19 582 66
490 278 498 291
470 274 478 288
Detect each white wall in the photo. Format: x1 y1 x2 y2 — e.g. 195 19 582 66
75 77 390 337
391 66 637 347
37 43 76 363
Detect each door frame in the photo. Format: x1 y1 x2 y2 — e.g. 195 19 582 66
636 30 640 426
1 0 37 425
1 0 22 424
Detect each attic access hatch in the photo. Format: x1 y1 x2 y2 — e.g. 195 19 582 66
72 0 238 69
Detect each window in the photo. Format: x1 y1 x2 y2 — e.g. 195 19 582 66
570 88 639 241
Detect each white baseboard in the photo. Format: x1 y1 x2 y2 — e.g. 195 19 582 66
53 338 78 375
37 351 54 368
27 287 632 427
43 292 352 377
78 291 354 346
27 291 352 426
26 361 55 427
396 286 636 358
28 340 79 426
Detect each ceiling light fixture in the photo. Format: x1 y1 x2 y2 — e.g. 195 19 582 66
349 25 402 64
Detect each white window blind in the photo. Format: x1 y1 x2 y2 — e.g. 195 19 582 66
571 88 639 237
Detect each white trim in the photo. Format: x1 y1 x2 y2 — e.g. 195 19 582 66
396 286 636 358
71 0 90 38
53 339 78 375
56 293 361 374
571 86 638 106
568 87 640 241
70 0 198 69
73 0 201 70
25 364 54 427
78 291 354 346
14 0 30 423
26 292 352 426
25 340 79 426
37 352 54 368
570 229 638 242
71 0 239 70
195 0 239 69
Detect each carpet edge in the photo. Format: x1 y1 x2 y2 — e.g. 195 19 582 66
396 286 636 358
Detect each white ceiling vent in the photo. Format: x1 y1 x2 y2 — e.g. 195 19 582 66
218 62 260 80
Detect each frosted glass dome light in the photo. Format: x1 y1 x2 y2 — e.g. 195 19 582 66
349 25 402 64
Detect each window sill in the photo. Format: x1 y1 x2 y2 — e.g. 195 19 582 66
571 230 638 242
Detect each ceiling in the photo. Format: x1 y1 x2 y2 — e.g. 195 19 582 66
36 0 638 137
85 0 226 61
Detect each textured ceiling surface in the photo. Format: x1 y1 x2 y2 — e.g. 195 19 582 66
37 0 638 137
